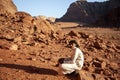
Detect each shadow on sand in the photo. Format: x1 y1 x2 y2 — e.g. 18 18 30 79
0 63 58 76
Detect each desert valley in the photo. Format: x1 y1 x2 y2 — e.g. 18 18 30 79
0 0 120 80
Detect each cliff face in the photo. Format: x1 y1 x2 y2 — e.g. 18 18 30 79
57 1 108 23
57 0 120 25
95 7 120 27
0 0 17 14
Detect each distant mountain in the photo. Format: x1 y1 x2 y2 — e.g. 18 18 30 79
56 0 120 27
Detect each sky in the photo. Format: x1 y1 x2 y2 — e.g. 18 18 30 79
13 0 107 18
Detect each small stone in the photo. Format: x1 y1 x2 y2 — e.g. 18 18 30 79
27 57 36 61
116 45 120 49
86 56 93 62
68 30 79 37
103 69 111 76
9 44 18 50
110 62 119 70
101 61 106 69
5 34 14 40
93 61 101 68
0 58 3 61
94 41 102 49
88 34 94 38
14 37 22 42
92 74 105 80
79 70 94 80
32 58 36 61
88 66 95 72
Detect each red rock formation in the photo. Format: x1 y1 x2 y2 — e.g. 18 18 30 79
57 0 120 27
0 0 62 48
56 1 108 23
0 0 17 14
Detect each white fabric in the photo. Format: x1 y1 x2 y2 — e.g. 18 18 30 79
59 47 84 74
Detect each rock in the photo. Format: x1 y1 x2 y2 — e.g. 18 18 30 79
94 41 102 49
116 45 120 49
106 42 116 49
37 15 47 20
14 37 22 43
103 69 111 76
3 34 15 41
55 30 64 39
106 48 115 53
28 57 36 61
39 57 45 62
32 58 36 61
33 17 56 34
0 0 17 14
101 61 106 69
0 58 3 61
95 57 104 62
87 66 95 72
88 34 94 39
85 56 93 62
51 33 57 39
68 30 79 37
0 29 15 41
94 68 103 74
39 34 46 39
93 58 107 69
0 40 10 49
93 41 107 49
79 70 94 80
92 74 105 80
88 47 98 52
9 44 18 50
47 17 56 23
93 61 101 68
15 12 33 25
110 62 119 70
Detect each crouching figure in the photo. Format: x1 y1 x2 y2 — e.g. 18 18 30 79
57 40 84 77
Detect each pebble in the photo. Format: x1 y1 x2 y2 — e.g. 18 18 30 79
9 44 18 50
101 61 106 69
32 58 36 61
0 58 3 61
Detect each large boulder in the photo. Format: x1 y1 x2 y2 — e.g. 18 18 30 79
0 0 17 14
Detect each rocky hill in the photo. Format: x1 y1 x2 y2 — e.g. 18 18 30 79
0 0 17 14
0 0 62 50
57 0 120 26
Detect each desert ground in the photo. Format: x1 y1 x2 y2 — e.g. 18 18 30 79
0 22 120 80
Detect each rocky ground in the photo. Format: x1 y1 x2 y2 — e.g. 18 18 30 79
0 21 120 80
0 9 120 80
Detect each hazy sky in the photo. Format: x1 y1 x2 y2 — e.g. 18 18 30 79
13 0 107 18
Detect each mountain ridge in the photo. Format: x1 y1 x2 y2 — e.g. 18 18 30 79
56 0 120 27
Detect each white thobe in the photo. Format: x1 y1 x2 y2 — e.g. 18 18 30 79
59 47 84 74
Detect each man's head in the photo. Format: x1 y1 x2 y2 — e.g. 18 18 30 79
69 40 79 48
